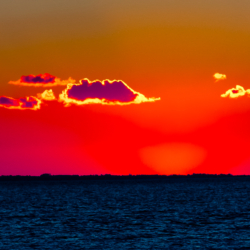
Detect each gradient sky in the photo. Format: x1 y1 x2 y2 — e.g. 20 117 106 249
1 0 250 175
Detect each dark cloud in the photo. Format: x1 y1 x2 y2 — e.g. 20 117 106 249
21 73 56 84
69 79 137 102
60 78 160 106
9 73 75 87
0 96 41 110
0 96 19 107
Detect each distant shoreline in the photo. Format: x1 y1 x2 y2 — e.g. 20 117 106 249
0 173 249 181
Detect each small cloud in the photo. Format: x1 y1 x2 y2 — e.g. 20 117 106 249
0 96 41 110
9 73 75 87
221 85 250 98
214 73 226 81
38 89 56 101
59 78 160 106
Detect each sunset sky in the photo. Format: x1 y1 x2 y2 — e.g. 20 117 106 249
1 0 250 175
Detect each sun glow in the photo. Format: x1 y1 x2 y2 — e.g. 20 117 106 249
140 143 207 175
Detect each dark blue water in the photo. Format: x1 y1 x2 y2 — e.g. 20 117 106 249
0 178 250 249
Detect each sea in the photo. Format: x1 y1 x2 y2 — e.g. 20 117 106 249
0 177 250 249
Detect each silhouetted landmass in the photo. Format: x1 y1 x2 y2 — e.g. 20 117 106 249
1 173 250 181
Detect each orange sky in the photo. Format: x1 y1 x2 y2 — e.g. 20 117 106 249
1 0 250 175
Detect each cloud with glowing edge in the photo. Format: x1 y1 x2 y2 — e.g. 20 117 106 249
9 73 75 87
221 85 250 98
59 78 160 106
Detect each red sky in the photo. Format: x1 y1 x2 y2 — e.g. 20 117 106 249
1 0 250 175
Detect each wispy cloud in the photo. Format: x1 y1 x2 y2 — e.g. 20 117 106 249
221 85 250 98
9 73 75 87
0 96 41 110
